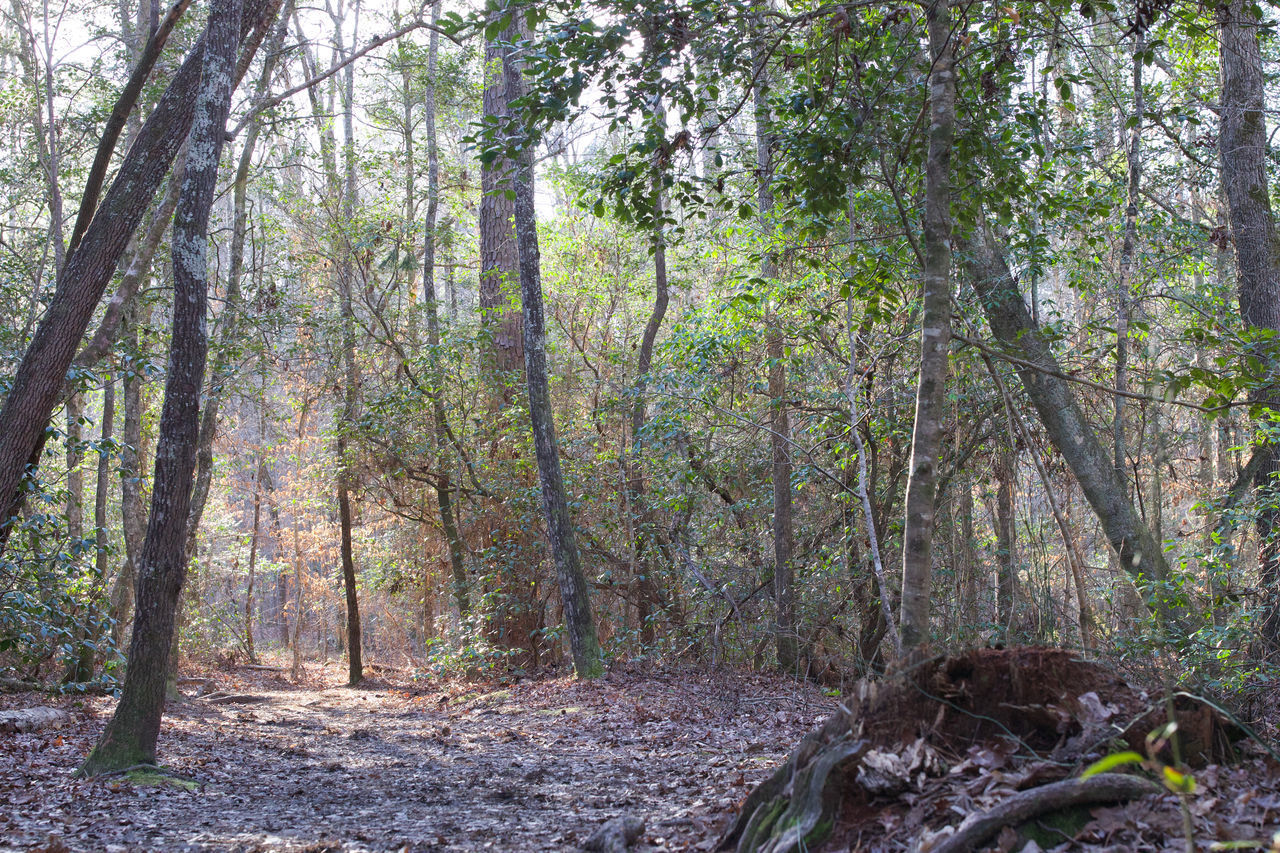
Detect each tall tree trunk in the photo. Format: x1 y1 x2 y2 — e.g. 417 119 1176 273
1114 33 1143 487
627 24 672 646
420 2 469 618
479 3 523 394
336 6 363 686
81 0 241 775
752 10 796 670
1218 0 1280 646
898 0 955 652
502 38 602 679
183 2 290 569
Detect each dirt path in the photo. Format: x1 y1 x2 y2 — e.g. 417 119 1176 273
0 665 835 852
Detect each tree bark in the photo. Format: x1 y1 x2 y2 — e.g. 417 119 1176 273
502 38 603 679
1217 0 1280 646
479 3 523 392
899 0 955 652
81 0 242 775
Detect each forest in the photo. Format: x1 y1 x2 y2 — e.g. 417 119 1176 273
1 0 1279 848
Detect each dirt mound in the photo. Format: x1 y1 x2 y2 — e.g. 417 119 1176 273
852 646 1233 765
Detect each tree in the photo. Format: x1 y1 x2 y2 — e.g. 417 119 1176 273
898 0 956 653
81 0 244 775
502 30 602 680
1217 0 1280 646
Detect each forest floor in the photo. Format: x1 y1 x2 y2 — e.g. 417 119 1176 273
0 659 836 852
4 652 1280 852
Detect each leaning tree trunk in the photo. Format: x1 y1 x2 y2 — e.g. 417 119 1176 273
502 39 603 680
1218 0 1280 646
80 0 242 776
898 0 955 653
961 224 1182 628
0 0 276 553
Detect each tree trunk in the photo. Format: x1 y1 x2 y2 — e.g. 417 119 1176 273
80 0 242 775
421 3 469 618
960 224 1179 623
627 24 672 646
1217 0 1280 646
898 0 955 652
479 3 523 392
337 23 363 687
502 38 603 679
751 12 796 671
1114 33 1143 488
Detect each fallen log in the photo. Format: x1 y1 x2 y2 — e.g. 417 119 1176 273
203 692 269 705
928 773 1161 853
0 678 111 695
0 706 71 733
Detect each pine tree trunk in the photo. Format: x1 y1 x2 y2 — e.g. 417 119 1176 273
479 3 523 391
80 0 242 775
899 0 955 652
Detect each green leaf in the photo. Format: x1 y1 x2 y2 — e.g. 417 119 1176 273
1080 751 1144 779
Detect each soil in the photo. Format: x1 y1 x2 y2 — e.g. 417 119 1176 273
0 662 835 852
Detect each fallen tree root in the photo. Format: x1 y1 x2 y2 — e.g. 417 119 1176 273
581 815 645 852
718 711 868 853
928 773 1161 853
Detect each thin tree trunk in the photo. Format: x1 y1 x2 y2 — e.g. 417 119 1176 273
899 0 955 652
337 6 363 687
627 24 672 646
1114 34 1143 488
420 2 469 618
81 0 242 774
984 355 1096 645
502 38 602 679
751 9 796 670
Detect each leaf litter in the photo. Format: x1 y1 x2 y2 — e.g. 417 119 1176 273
0 662 833 852
3 650 1279 852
